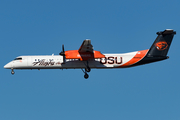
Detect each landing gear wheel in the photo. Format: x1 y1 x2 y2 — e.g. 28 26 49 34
11 69 15 75
84 73 89 79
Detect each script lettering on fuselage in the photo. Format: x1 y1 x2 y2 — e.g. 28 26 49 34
100 57 123 64
33 59 55 66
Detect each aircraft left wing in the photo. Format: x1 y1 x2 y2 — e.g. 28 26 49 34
78 39 93 53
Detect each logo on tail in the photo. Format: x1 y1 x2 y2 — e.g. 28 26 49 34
155 41 168 51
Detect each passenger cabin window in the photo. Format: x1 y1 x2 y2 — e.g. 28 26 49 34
14 57 22 60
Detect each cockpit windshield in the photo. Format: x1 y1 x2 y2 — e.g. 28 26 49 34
14 57 22 60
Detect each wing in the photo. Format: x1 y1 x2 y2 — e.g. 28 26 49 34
65 39 105 61
78 39 93 53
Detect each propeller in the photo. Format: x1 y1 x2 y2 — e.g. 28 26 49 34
59 44 65 56
59 44 66 63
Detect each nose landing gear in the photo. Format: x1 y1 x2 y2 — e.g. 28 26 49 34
11 68 15 75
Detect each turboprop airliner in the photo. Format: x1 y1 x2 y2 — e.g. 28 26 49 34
4 29 176 79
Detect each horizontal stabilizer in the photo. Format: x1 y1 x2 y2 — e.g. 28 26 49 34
156 29 176 35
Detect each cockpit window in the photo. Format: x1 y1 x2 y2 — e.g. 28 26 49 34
14 57 22 60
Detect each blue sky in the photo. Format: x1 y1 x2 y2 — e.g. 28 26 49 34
1 0 180 120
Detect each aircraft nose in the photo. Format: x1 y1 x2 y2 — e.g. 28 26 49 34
4 62 12 69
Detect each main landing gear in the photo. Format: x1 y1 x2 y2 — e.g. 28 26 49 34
82 67 91 79
11 68 15 75
82 61 91 79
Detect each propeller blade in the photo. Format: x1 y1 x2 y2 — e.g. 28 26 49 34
62 44 64 53
59 44 65 56
59 44 66 63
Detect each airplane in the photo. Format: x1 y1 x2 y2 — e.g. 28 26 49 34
4 29 176 79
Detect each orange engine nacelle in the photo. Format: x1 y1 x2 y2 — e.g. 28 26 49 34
65 50 105 61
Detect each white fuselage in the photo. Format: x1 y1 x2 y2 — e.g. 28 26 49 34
4 51 142 69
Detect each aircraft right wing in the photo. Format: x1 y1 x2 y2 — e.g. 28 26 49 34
78 39 94 53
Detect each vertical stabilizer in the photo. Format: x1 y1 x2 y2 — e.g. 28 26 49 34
132 29 176 66
147 29 176 57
